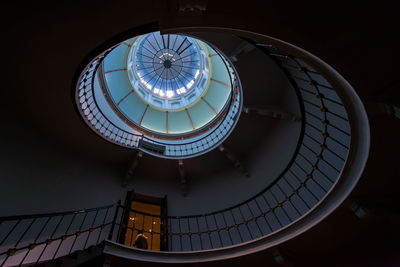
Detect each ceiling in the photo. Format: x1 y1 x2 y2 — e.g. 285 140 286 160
1 1 400 266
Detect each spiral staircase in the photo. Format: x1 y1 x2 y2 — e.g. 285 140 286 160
1 2 399 267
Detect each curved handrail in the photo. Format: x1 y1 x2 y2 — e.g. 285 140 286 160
0 205 114 222
0 203 119 266
102 27 369 262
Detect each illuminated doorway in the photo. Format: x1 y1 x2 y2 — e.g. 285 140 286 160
118 191 167 251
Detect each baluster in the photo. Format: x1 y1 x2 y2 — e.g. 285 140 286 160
83 209 99 249
98 206 111 244
68 212 88 254
18 217 51 266
48 213 77 262
40 215 65 264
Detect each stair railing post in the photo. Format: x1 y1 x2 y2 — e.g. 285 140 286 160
108 200 121 240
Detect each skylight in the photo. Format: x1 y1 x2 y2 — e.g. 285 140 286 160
127 32 210 111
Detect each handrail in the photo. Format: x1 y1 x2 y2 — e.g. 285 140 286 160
0 204 114 222
103 27 369 262
38 27 370 264
0 203 118 266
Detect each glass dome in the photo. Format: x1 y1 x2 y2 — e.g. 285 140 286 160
127 32 210 111
75 30 242 158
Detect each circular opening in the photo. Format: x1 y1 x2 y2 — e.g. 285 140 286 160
75 30 243 158
128 32 210 111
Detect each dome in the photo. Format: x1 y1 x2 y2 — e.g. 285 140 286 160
76 31 242 158
129 32 208 111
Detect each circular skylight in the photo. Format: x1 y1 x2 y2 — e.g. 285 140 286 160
127 32 210 111
75 30 243 158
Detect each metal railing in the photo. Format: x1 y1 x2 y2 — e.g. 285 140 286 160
0 204 118 266
1 30 365 264
105 40 352 252
76 39 242 159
